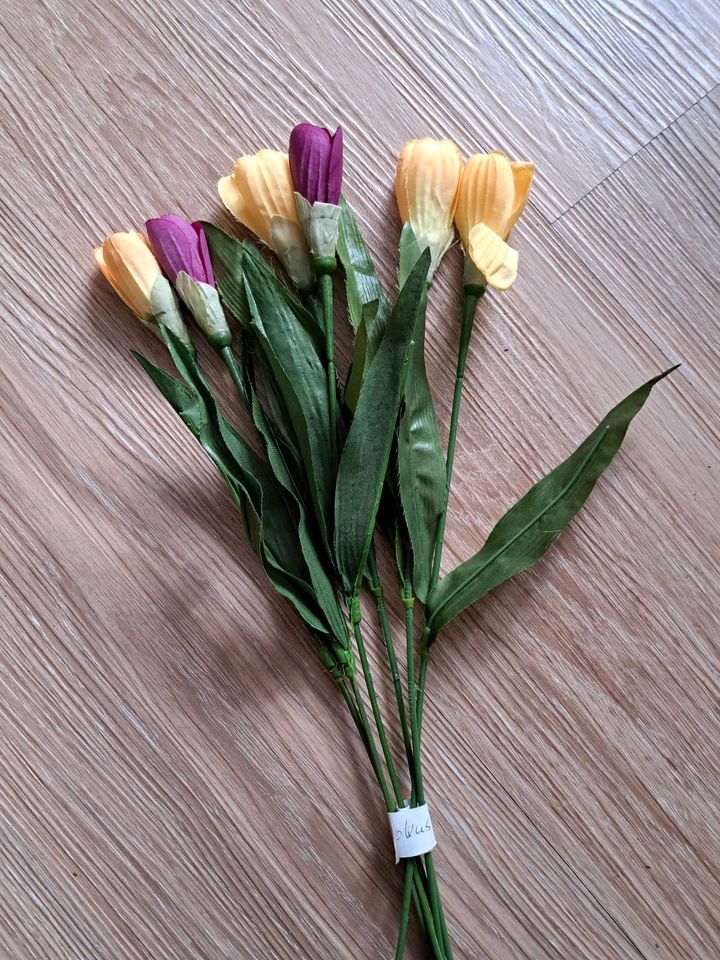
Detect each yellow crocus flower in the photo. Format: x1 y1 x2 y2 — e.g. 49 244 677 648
94 231 189 341
218 150 311 289
455 152 534 290
395 138 463 277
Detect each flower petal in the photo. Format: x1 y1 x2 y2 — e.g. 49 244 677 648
326 126 344 205
506 161 535 238
467 223 518 290
99 232 159 317
455 152 515 246
192 221 215 286
146 215 206 284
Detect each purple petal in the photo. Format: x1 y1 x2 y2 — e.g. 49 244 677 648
191 221 215 286
289 123 338 204
326 126 344 205
145 215 207 284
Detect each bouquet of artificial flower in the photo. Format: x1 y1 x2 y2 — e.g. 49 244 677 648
95 123 674 958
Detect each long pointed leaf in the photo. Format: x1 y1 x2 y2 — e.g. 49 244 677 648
425 367 677 639
242 258 336 551
337 196 389 334
396 225 446 602
334 248 431 597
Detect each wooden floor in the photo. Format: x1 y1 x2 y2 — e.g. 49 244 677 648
2 1 719 957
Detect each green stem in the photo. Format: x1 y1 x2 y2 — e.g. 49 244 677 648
339 677 445 959
368 548 415 778
351 611 404 805
405 583 453 959
429 290 482 588
348 675 394 811
395 860 414 960
319 272 338 465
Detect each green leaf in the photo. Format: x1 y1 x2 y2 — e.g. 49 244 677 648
334 248 431 596
135 334 334 638
203 223 324 356
337 196 389 334
396 224 446 603
243 255 336 551
241 241 325 356
241 341 348 643
425 367 678 639
202 223 251 326
344 299 376 413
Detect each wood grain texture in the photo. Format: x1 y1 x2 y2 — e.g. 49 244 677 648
1 1 719 957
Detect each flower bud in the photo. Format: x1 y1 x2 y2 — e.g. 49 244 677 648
288 124 343 205
395 138 463 277
94 231 190 344
146 215 214 285
218 149 312 289
455 152 534 290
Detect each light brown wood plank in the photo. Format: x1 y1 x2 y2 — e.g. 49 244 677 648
554 87 720 424
1 0 719 958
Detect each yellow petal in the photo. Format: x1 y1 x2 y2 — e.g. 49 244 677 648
97 232 159 318
220 150 298 247
395 138 462 236
506 161 535 238
455 152 515 247
467 223 518 290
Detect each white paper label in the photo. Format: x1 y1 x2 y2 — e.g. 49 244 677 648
388 804 436 863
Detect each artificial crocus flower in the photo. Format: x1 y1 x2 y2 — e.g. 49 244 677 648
146 216 230 348
94 231 191 344
394 138 463 277
289 124 343 205
454 151 534 290
218 150 312 290
289 123 344 268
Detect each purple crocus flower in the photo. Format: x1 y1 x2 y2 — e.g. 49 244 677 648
145 215 214 286
288 124 343 205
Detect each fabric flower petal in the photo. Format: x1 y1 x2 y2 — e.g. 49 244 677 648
467 222 518 290
506 161 535 239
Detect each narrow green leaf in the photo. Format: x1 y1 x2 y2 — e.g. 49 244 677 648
243 255 335 550
344 299 377 413
242 342 348 642
202 223 251 326
241 241 325 356
261 551 329 634
334 248 431 596
396 224 446 603
425 367 678 639
203 223 324 355
132 351 195 414
337 196 390 334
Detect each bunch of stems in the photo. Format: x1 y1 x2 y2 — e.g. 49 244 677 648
224 275 483 957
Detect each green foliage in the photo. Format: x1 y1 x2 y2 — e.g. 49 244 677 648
396 225 446 602
425 368 677 639
336 196 389 334
242 255 336 552
334 249 431 597
132 331 340 644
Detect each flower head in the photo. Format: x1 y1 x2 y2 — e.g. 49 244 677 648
455 152 534 290
218 150 311 288
94 231 189 342
146 215 214 286
289 124 343 205
395 138 463 276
